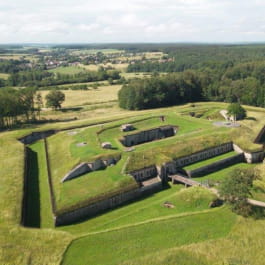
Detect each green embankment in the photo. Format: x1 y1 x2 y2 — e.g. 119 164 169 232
62 207 236 265
59 185 217 235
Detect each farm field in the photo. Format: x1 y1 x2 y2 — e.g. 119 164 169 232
48 65 88 75
0 73 10 79
0 102 264 265
40 84 121 107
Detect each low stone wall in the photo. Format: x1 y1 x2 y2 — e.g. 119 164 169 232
185 153 245 178
55 181 163 226
19 130 56 145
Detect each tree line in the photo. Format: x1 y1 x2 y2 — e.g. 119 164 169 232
7 69 120 87
119 69 265 110
0 87 42 128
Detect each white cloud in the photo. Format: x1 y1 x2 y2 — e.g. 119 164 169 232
0 0 265 43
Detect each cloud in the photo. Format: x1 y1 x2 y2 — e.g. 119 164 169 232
0 0 265 43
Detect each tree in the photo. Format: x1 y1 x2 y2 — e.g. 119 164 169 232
35 92 43 119
219 168 259 217
45 90 65 110
227 102 246 121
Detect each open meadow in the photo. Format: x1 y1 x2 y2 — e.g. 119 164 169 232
0 73 10 80
40 84 121 107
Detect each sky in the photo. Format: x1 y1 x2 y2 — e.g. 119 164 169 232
0 0 265 43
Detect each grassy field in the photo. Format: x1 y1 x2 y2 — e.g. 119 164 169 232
62 207 236 265
0 101 264 265
0 73 10 80
40 84 121 108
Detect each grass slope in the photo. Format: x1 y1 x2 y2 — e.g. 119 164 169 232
62 207 236 265
59 186 217 235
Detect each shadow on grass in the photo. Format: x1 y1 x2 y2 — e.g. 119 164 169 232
25 148 40 228
245 117 257 121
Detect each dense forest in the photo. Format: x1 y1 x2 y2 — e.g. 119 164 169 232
119 67 265 110
118 45 265 110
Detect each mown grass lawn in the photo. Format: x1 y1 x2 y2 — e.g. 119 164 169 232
62 207 236 265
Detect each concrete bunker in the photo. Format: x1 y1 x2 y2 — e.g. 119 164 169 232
61 156 121 182
120 125 178 147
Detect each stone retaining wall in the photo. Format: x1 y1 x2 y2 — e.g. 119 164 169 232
129 165 158 182
21 146 29 226
185 153 245 178
55 181 163 226
163 142 234 175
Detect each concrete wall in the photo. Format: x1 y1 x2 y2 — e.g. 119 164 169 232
121 126 177 147
233 144 264 163
244 151 264 163
55 182 163 226
62 157 120 182
61 163 91 182
19 130 56 145
185 153 245 178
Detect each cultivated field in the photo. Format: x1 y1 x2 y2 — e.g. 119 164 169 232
0 73 10 80
48 65 88 75
40 85 121 107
